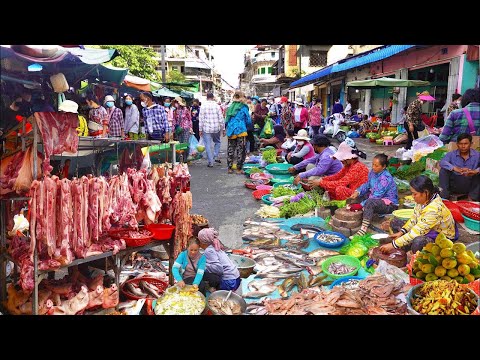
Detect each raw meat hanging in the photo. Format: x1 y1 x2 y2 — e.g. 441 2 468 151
34 112 79 175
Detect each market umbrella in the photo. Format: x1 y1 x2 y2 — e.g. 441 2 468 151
346 77 431 88
346 77 431 117
152 87 181 98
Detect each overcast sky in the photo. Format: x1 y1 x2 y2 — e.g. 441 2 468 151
213 45 253 89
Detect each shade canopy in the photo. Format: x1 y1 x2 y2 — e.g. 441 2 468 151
346 77 431 88
152 87 181 98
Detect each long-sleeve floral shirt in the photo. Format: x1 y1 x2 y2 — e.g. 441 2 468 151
280 106 294 132
308 105 322 126
174 107 192 130
320 160 369 194
395 194 456 248
406 98 423 127
356 169 399 205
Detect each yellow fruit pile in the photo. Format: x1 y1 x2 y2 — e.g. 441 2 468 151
412 234 480 283
411 280 478 315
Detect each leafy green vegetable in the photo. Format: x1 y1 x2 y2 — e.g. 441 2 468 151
271 187 297 198
262 149 277 164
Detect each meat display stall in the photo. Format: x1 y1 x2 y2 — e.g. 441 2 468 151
0 114 191 315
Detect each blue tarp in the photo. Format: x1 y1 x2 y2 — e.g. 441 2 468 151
289 65 333 88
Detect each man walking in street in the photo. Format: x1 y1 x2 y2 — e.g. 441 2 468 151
199 92 225 167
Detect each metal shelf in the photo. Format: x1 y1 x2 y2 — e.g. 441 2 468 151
0 197 30 202
0 120 178 314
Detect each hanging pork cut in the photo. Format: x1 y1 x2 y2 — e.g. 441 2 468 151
34 112 79 175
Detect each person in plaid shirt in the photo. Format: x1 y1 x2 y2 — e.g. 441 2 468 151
104 95 124 138
440 88 480 144
199 92 224 167
139 92 170 142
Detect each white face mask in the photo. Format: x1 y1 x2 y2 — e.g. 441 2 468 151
297 141 305 146
141 101 147 108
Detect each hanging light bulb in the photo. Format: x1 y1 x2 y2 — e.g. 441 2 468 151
355 89 359 93
429 68 434 74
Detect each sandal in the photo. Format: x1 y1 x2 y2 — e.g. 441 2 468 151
228 169 234 174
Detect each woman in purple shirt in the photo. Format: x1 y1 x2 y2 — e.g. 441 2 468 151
198 228 241 292
348 154 399 237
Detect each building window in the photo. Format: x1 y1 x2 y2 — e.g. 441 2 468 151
171 65 179 72
261 67 266 74
195 50 200 57
309 50 328 67
271 52 276 57
267 67 273 74
180 66 185 73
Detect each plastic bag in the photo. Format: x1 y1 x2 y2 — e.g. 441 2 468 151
374 260 410 284
260 117 274 139
197 137 206 153
412 135 443 153
188 135 199 156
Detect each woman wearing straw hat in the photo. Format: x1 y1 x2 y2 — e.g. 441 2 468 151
405 91 435 149
287 129 315 165
309 141 369 200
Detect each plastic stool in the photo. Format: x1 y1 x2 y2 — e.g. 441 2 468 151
383 140 394 146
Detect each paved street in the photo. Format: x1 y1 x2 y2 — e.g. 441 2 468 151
188 137 404 249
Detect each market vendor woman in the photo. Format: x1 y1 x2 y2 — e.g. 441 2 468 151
348 154 399 237
172 237 207 294
380 175 458 254
198 228 241 292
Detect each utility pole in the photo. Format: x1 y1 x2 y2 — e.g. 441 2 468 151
161 45 166 83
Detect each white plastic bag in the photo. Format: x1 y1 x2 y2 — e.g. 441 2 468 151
188 135 199 156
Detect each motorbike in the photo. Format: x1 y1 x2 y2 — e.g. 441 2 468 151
321 113 347 143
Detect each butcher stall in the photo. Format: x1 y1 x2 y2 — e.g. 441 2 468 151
0 110 195 315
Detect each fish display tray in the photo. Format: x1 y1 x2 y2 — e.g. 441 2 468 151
121 277 168 300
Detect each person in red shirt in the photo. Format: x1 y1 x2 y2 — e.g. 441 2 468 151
309 141 369 200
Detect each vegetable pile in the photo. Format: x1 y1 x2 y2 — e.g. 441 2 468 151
262 149 277 164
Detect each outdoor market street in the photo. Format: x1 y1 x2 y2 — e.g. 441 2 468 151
189 137 479 249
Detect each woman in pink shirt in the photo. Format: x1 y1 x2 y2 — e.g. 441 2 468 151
293 98 309 133
287 129 315 165
308 99 322 135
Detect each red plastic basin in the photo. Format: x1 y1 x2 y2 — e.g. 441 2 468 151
145 224 176 241
442 200 464 223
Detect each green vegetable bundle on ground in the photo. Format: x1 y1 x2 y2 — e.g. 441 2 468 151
279 193 316 218
271 187 298 198
262 149 277 164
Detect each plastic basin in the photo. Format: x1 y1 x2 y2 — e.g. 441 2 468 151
261 194 273 205
144 224 175 241
329 275 366 290
462 215 480 232
265 163 291 175
321 255 361 279
314 231 348 248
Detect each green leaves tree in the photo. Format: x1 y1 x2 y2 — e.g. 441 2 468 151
88 45 161 82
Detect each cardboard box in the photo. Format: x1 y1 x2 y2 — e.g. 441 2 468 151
425 158 440 175
446 135 480 151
